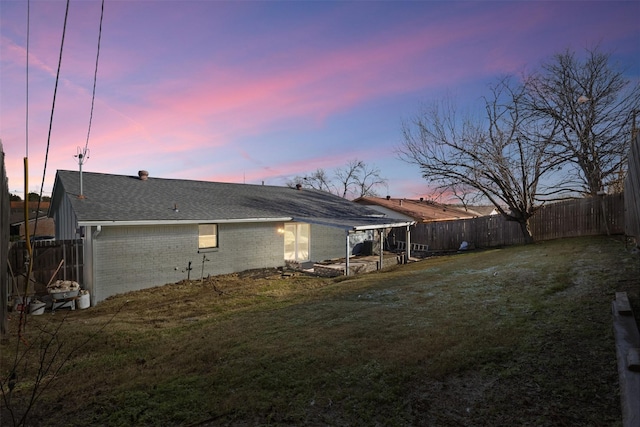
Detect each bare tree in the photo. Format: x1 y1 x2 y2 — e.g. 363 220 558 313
286 169 334 193
354 162 386 198
287 160 387 199
398 79 564 243
1 306 125 426
523 47 640 196
447 183 482 212
335 159 364 198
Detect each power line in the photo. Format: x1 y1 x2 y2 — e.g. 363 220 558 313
84 0 105 155
33 0 70 237
25 0 30 158
76 0 105 199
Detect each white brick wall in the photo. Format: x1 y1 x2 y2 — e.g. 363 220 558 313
92 224 186 302
310 224 348 261
91 221 352 303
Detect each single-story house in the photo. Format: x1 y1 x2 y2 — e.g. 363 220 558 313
49 170 415 305
10 201 55 240
464 205 499 216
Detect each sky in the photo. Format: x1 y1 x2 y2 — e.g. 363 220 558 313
1 0 639 200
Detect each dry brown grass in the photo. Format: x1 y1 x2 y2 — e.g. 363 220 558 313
1 235 638 426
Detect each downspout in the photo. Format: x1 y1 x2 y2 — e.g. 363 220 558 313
93 225 102 239
88 225 101 305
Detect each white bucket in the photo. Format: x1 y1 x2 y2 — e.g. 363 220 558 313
30 301 46 315
77 292 90 309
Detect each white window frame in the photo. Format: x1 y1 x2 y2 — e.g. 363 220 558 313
198 224 218 250
284 223 310 262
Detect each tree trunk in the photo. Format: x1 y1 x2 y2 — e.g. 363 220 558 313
518 219 534 244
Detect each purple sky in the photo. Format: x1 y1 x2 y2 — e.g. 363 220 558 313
1 1 639 199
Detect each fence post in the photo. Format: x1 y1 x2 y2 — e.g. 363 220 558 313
1 141 9 340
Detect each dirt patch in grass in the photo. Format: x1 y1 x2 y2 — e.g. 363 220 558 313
1 236 638 426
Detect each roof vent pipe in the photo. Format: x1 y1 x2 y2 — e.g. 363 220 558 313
138 170 149 181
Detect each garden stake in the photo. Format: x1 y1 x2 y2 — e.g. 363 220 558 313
200 255 210 283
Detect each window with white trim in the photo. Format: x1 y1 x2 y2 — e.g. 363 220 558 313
284 223 309 261
198 224 218 249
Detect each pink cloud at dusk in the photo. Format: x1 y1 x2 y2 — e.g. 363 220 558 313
116 11 535 141
1 1 638 199
120 2 634 136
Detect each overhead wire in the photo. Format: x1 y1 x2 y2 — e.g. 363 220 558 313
25 0 29 159
19 0 69 340
17 0 32 346
18 0 104 340
28 0 104 304
23 0 30 243
84 0 105 156
32 0 70 240
23 0 104 252
23 0 30 240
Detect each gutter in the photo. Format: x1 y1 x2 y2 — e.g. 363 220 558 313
351 221 415 232
77 217 415 231
78 217 293 227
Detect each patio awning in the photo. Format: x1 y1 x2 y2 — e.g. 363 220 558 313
293 216 416 276
292 216 415 232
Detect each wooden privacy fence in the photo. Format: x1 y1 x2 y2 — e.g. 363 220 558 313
530 193 625 239
1 142 9 336
7 240 83 296
406 194 625 252
625 133 640 239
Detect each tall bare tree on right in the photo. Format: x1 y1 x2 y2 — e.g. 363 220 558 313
523 47 640 196
398 78 565 243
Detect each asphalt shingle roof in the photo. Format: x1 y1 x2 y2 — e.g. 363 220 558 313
354 197 478 223
52 170 412 230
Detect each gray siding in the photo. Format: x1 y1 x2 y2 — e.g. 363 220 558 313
53 195 78 240
310 224 348 261
91 222 286 303
92 224 189 302
86 221 361 304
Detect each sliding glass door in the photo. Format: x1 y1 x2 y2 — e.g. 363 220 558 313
284 223 310 262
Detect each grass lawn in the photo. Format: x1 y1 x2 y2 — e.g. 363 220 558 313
1 235 639 426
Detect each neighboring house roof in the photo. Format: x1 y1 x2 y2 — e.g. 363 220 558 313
463 205 499 216
354 197 478 223
50 170 414 231
9 202 50 226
